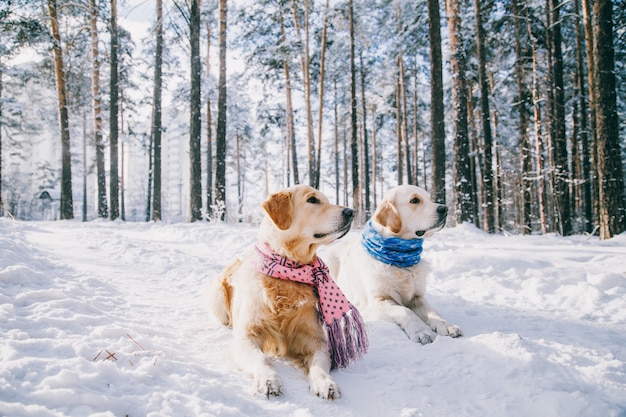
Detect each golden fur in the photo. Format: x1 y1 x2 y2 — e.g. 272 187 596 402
207 184 354 399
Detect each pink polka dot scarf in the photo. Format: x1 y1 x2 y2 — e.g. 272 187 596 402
254 242 368 369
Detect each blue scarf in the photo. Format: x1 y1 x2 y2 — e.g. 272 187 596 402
360 220 423 267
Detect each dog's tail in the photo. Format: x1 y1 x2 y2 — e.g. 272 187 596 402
206 259 240 327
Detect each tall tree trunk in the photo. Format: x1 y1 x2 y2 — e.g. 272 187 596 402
89 0 108 218
467 80 481 228
152 0 163 221
47 0 74 220
396 76 404 185
82 112 87 221
145 123 153 221
349 0 360 219
359 52 371 217
334 79 340 204
581 0 599 228
189 0 202 222
399 55 412 186
215 0 228 220
412 60 420 187
0 60 4 216
109 0 119 220
290 0 315 186
205 20 213 219
550 0 571 235
526 7 548 234
474 0 494 232
428 0 446 204
512 0 532 234
371 104 378 207
574 0 593 234
120 96 126 221
593 0 625 239
446 0 472 224
314 0 330 189
279 11 298 186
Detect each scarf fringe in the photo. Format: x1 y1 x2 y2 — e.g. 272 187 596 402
326 305 369 369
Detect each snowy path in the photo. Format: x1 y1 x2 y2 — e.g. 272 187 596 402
1 219 625 417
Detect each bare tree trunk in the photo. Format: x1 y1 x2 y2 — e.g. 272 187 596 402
279 11 299 186
574 0 593 234
371 104 378 208
215 0 228 220
205 20 213 219
593 0 625 239
526 7 548 234
474 0 494 232
1 59 4 216
396 76 403 185
446 0 472 224
314 0 330 189
82 112 87 221
467 80 481 228
334 79 339 204
89 0 108 218
189 0 203 222
290 0 315 186
349 0 360 218
581 0 599 228
0 62 4 217
120 96 126 221
152 0 163 221
550 0 571 235
359 52 371 217
47 0 74 220
412 60 420 187
512 0 532 234
109 0 120 220
428 0 446 204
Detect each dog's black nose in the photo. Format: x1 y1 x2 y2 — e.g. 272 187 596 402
437 205 448 215
342 208 355 219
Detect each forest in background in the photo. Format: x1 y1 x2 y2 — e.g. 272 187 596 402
0 0 625 239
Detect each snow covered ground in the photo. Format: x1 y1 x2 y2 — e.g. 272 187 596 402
1 218 625 417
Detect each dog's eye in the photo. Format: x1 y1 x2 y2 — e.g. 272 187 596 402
410 197 421 204
307 196 320 204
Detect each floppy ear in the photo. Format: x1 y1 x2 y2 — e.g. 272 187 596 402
374 200 402 234
262 190 293 230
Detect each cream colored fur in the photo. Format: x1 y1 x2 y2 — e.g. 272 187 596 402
323 184 462 344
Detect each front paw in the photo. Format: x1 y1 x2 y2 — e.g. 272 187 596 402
433 322 463 338
255 372 283 399
409 327 436 344
309 376 341 400
445 324 463 338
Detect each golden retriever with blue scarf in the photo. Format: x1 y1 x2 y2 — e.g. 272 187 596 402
323 184 462 344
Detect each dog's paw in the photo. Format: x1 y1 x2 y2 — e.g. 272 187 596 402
309 376 341 400
432 321 463 338
445 324 463 338
255 373 283 399
410 327 436 344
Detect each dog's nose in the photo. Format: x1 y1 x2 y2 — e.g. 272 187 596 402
437 205 448 216
342 208 355 219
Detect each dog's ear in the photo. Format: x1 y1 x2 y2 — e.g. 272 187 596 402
374 200 402 234
262 190 293 230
